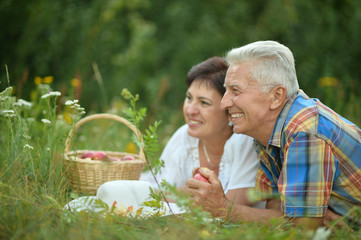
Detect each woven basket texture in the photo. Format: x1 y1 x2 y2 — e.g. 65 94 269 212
63 114 146 194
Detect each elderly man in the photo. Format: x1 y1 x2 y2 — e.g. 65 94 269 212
185 40 361 228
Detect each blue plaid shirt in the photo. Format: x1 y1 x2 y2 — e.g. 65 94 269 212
255 90 361 219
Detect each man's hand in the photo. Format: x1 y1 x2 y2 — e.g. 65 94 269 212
183 168 327 230
184 168 228 217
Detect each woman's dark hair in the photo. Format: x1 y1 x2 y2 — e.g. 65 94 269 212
185 56 229 96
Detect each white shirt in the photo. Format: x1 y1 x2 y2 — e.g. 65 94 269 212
140 124 259 193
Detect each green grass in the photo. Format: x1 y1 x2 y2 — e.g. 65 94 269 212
1 84 361 240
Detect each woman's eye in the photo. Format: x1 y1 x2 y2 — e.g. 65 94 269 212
186 95 192 101
201 101 210 106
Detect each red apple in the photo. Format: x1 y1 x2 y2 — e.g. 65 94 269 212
197 167 210 173
121 155 135 161
193 173 209 183
92 151 108 160
109 157 121 161
81 151 95 159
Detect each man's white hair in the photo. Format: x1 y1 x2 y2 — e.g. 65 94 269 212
226 40 299 98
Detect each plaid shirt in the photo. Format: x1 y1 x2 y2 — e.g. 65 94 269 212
254 90 361 218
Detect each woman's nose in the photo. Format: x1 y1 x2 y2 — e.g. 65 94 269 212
185 102 199 115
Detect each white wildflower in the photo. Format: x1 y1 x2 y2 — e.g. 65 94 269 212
2 110 15 114
70 104 81 109
1 110 16 117
41 93 50 99
41 119 52 124
0 96 10 102
312 227 331 240
65 99 79 105
0 87 13 98
41 91 61 99
14 99 33 108
24 144 34 150
23 135 31 140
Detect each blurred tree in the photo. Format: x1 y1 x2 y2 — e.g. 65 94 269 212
0 0 360 126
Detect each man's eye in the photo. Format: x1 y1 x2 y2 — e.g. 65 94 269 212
232 88 240 94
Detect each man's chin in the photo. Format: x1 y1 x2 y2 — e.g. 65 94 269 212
231 125 244 134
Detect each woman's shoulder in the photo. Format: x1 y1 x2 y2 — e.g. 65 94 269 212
223 133 256 160
166 124 197 148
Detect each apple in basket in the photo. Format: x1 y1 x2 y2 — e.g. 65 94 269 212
109 157 121 162
92 151 109 160
80 151 109 160
80 151 95 159
193 167 210 183
121 155 136 161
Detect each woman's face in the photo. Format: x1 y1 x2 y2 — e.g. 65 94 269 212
183 81 230 139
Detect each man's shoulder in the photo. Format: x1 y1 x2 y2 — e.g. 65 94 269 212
284 92 361 143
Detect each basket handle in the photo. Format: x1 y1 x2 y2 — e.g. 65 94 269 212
64 113 146 160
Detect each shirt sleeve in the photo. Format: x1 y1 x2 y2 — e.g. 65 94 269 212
225 134 259 192
255 166 278 198
280 132 337 217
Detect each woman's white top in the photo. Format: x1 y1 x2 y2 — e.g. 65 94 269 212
140 124 259 193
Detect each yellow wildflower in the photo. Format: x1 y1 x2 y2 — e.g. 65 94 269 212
319 77 338 87
34 76 42 85
125 142 137 154
63 112 72 124
43 76 54 84
71 78 81 87
34 76 54 85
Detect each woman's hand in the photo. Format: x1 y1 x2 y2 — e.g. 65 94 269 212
185 168 229 217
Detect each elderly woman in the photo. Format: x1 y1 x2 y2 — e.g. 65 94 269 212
65 57 261 214
140 57 259 206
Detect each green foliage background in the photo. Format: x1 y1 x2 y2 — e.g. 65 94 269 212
1 1 361 238
1 0 361 127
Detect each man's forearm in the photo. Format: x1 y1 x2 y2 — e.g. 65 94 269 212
223 202 284 223
222 201 324 229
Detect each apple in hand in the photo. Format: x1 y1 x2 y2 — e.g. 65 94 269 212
198 167 210 172
193 167 210 183
92 151 108 160
193 173 209 183
121 155 135 161
81 151 95 159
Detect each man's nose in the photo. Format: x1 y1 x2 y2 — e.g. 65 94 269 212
220 91 232 110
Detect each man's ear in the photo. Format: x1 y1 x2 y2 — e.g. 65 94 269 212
270 86 287 110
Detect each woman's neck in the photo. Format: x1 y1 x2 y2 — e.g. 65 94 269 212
201 126 233 157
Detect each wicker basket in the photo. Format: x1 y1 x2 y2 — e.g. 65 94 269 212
63 113 146 194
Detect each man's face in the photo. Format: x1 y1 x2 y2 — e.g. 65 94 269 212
221 62 272 139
